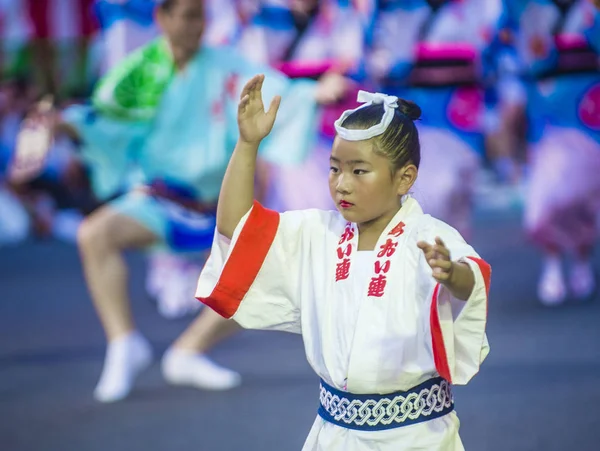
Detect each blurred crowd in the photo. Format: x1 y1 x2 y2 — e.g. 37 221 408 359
0 0 598 309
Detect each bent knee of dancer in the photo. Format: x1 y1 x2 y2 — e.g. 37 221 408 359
77 216 110 255
77 211 126 255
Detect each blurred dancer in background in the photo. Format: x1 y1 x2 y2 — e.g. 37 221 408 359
481 15 528 188
94 0 199 321
94 0 257 320
503 0 600 306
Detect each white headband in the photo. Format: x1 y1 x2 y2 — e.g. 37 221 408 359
334 90 399 141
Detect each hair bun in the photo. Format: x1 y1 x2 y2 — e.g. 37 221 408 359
397 99 422 121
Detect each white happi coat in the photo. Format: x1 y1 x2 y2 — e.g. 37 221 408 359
196 197 490 451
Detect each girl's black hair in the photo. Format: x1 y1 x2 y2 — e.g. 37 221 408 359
340 99 422 171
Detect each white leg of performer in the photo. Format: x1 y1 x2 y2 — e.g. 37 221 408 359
78 206 156 402
162 307 241 391
78 204 242 402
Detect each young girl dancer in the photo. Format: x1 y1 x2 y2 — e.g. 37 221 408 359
196 74 491 450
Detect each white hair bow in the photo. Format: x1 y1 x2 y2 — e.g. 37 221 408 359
334 90 399 141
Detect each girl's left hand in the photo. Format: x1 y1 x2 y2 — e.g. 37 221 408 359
417 236 454 284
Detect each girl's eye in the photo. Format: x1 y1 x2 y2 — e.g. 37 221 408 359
330 166 339 173
354 169 368 175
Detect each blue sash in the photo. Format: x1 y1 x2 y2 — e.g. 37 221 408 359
318 377 454 431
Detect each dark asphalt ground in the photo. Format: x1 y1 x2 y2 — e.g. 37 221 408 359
1 209 599 451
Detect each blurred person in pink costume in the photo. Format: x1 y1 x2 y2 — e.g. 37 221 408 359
503 0 600 305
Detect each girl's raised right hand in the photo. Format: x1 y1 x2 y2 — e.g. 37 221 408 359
237 74 281 145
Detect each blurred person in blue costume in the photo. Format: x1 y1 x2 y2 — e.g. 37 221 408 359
93 0 191 321
480 10 529 188
236 0 376 211
502 0 600 306
94 0 265 320
367 0 504 238
25 0 348 403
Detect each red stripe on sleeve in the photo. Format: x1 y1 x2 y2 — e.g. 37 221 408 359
430 257 491 383
466 257 492 298
430 283 452 383
197 202 280 319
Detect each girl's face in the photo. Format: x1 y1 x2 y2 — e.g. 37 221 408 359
328 137 417 232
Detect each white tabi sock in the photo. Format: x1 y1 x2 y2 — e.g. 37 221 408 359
538 255 567 306
94 331 153 403
161 348 241 391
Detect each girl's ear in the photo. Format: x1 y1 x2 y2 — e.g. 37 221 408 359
394 163 418 195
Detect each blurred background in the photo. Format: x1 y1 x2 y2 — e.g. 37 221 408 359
1 0 600 450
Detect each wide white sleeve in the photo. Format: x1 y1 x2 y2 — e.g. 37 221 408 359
195 202 320 334
419 218 491 385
